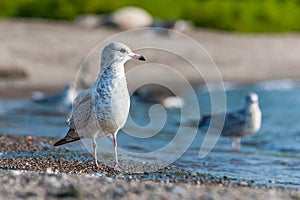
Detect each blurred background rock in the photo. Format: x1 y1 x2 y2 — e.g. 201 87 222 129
0 0 299 97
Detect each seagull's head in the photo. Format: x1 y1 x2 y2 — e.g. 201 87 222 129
101 42 146 67
246 92 259 105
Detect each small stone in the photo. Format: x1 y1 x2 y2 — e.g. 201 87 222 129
269 180 275 184
105 177 113 183
190 171 197 177
10 170 21 176
75 15 103 29
46 168 54 174
26 136 34 141
113 185 125 198
145 184 156 191
239 181 248 186
170 186 184 196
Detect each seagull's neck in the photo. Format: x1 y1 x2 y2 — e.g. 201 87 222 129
95 62 127 90
246 102 262 132
246 102 259 112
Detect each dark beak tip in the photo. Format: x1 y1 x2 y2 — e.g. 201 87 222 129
139 55 146 61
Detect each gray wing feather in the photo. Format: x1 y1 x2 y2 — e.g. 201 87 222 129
54 89 93 146
71 89 94 130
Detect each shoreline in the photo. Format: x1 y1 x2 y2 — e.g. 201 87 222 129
0 134 299 199
0 19 300 94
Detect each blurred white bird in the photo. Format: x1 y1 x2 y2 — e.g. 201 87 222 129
133 84 185 109
54 42 145 168
31 83 77 112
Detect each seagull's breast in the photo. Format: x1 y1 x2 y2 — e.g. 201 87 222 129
94 74 130 135
247 104 262 133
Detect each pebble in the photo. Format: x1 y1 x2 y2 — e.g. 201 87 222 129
105 177 114 183
239 181 248 186
170 186 184 196
0 134 298 200
269 180 275 184
145 184 156 191
190 171 198 177
113 185 125 198
75 14 104 29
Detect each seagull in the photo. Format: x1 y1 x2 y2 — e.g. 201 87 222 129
197 92 262 151
54 42 145 168
133 84 185 108
31 83 77 112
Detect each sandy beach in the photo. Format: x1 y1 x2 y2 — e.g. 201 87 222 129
0 19 300 97
0 134 299 199
0 19 300 199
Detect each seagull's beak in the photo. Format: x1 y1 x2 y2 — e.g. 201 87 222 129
130 53 146 61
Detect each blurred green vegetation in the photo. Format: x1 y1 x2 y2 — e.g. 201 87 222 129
0 0 300 32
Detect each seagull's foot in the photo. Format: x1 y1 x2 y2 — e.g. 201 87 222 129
231 147 240 152
231 143 241 152
95 161 101 169
231 138 241 152
114 162 120 168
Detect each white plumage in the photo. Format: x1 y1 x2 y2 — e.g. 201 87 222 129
54 42 145 167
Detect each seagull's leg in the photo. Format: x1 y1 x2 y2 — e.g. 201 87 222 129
93 137 100 168
231 137 241 152
113 134 119 167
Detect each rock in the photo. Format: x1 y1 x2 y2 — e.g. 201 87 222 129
0 67 28 79
239 181 248 186
190 171 198 177
145 184 156 191
75 14 108 29
173 20 194 33
170 186 184 196
105 177 114 183
113 185 125 198
112 7 153 30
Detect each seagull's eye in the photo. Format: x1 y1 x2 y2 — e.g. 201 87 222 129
119 48 126 53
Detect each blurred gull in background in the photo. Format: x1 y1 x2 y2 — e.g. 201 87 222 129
31 83 77 113
188 92 262 151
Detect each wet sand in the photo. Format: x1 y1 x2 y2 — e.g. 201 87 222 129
0 134 299 199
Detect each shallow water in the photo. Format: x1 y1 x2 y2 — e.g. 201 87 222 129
0 80 299 188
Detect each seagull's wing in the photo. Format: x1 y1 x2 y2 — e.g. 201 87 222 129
199 108 247 131
71 89 94 131
221 108 247 136
225 109 247 126
53 89 93 146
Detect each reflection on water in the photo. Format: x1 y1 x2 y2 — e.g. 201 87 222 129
0 80 299 188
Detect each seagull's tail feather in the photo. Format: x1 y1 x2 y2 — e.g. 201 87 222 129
54 129 83 146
